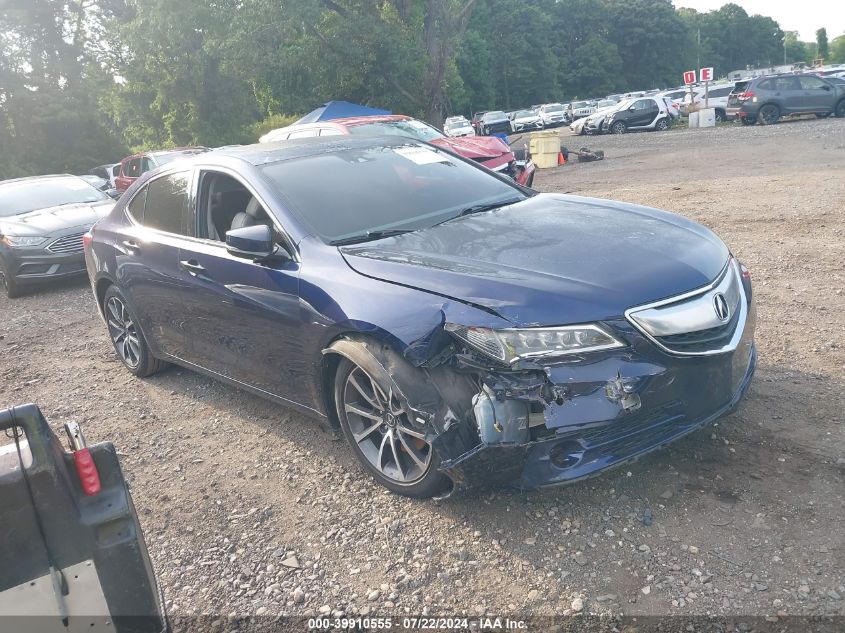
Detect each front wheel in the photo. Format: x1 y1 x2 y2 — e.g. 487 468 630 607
835 99 845 118
334 356 448 498
102 285 168 377
654 117 670 131
758 104 780 125
0 258 22 298
610 121 626 134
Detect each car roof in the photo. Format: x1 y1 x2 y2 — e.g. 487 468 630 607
0 173 80 187
191 136 435 168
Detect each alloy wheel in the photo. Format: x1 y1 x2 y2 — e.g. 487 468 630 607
836 100 845 118
341 365 432 484
655 118 669 131
106 296 141 368
759 105 779 125
611 121 626 134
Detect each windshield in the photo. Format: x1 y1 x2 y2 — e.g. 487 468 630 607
0 177 109 217
597 100 615 108
482 111 506 121
348 119 444 142
514 110 534 118
545 104 563 113
260 141 525 243
572 101 588 109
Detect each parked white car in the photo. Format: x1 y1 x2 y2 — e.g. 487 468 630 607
569 100 596 120
573 101 626 134
681 82 736 121
509 109 544 132
443 116 476 137
538 103 567 127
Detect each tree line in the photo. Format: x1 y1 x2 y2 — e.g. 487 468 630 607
1 0 842 179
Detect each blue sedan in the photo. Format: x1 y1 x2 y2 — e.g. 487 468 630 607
84 136 756 498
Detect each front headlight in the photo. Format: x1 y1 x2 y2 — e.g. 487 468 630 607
445 323 625 363
0 235 48 248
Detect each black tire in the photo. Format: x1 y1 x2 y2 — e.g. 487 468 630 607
835 99 845 118
334 355 449 498
740 116 756 126
815 112 831 119
610 121 627 134
654 117 670 131
715 109 727 122
758 104 780 125
102 285 168 377
0 257 22 298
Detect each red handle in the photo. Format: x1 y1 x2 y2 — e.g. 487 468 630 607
72 448 102 496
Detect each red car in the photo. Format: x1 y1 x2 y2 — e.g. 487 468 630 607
114 147 208 192
259 115 535 187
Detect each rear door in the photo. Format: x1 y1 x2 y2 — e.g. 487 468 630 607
773 76 803 113
798 75 836 112
118 171 195 359
177 169 305 403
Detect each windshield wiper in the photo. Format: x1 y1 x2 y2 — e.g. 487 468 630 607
435 197 524 226
330 229 415 246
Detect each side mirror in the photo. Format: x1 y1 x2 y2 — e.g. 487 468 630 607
226 224 286 261
106 189 121 199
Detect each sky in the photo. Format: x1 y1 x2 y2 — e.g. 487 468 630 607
675 0 845 41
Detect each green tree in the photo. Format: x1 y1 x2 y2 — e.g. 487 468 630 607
830 34 845 63
816 28 829 60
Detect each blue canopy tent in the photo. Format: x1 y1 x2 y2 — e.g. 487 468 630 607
294 101 392 124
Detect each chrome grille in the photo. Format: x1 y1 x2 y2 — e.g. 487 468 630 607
625 260 748 356
47 232 86 254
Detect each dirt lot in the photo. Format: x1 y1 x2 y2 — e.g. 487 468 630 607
1 118 844 624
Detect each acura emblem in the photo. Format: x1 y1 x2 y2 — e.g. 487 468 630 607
713 293 730 321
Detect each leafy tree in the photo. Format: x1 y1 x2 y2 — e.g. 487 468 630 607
816 28 829 60
830 34 845 63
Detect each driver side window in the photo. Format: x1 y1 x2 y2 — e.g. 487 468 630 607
197 171 280 244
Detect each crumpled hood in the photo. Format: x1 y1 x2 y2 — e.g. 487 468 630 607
0 201 114 237
340 194 730 326
431 136 512 161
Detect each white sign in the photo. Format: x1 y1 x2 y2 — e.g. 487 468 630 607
393 146 449 165
700 67 714 81
683 70 696 85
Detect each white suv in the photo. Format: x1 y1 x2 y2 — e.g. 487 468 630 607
538 103 567 127
681 82 736 121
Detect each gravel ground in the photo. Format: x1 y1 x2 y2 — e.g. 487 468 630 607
1 118 844 625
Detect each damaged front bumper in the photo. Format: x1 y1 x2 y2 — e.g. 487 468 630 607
428 282 757 493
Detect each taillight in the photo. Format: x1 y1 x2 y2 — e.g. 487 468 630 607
737 91 754 101
83 231 93 250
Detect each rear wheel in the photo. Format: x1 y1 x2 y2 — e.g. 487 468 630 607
103 285 168 377
740 116 756 126
654 117 670 131
715 109 727 122
334 356 448 498
758 104 780 125
835 99 845 118
0 258 22 299
610 121 627 134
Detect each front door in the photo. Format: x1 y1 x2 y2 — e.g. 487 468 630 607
177 170 305 405
629 99 658 128
798 75 835 112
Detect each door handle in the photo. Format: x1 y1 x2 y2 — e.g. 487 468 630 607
179 259 207 276
122 240 140 254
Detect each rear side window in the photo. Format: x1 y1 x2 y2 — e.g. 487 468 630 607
126 187 147 222
125 158 142 178
140 172 191 235
773 76 800 91
708 87 733 97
